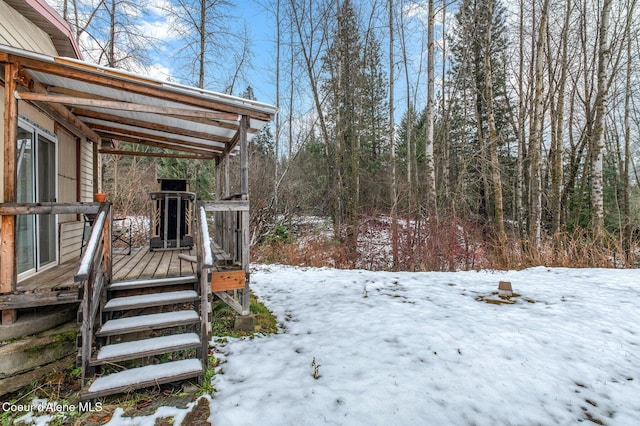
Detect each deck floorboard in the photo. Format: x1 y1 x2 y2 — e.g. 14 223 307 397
16 247 198 295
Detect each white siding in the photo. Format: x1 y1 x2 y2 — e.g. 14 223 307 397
57 126 78 223
80 140 94 202
59 221 83 263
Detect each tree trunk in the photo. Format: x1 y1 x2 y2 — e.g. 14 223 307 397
199 0 206 89
550 0 571 234
389 0 399 269
425 0 437 216
483 2 507 251
590 0 613 238
274 0 281 219
528 0 549 248
622 0 636 262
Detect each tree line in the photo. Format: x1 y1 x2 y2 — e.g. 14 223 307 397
52 0 640 269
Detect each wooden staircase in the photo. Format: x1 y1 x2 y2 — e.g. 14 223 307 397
80 274 208 400
74 201 249 400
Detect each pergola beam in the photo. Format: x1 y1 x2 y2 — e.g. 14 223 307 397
97 134 221 156
73 108 234 144
99 149 214 160
92 124 226 150
13 70 101 143
16 92 240 122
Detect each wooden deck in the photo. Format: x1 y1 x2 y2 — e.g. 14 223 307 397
112 248 196 281
7 247 197 309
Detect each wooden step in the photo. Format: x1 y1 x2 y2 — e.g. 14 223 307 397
92 333 201 366
103 290 199 312
109 275 198 291
82 359 203 400
97 310 199 337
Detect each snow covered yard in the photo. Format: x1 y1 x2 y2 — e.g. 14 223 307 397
210 265 640 425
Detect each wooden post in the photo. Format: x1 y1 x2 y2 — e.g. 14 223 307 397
224 154 230 198
103 203 112 282
1 62 18 324
92 141 99 195
239 116 250 315
214 157 221 201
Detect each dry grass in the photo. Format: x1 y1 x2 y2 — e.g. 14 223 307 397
253 216 637 271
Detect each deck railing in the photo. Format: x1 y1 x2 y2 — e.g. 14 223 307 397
196 204 212 369
199 197 250 315
0 202 103 324
74 202 112 383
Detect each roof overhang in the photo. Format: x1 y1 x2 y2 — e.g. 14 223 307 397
0 45 276 159
4 0 82 59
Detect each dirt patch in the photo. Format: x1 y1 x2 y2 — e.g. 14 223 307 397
474 292 535 305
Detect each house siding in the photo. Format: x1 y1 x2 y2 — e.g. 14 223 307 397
0 0 57 56
57 126 83 263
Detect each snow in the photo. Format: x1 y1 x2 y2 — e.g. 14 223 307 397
103 395 213 426
88 359 202 393
209 265 640 425
103 290 198 310
96 333 200 360
9 265 640 425
98 310 199 334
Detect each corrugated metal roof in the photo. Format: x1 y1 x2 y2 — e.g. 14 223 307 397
1 44 276 159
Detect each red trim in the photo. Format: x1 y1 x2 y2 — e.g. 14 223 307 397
24 0 82 59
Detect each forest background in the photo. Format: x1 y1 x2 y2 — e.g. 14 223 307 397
47 0 640 271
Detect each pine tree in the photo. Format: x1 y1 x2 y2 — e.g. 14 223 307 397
321 0 365 258
448 0 514 231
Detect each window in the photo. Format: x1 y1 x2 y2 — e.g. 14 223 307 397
16 118 58 277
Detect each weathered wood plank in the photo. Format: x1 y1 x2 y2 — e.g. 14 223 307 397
119 249 152 281
17 68 101 142
111 248 146 281
0 202 101 215
2 62 18 303
155 249 172 278
98 134 220 156
0 290 79 309
139 250 163 279
201 200 249 212
100 149 214 160
75 205 108 281
214 291 243 315
211 270 246 292
16 92 240 121
239 116 250 315
17 260 79 292
168 250 185 277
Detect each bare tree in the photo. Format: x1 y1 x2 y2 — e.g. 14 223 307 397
390 0 399 268
590 0 613 238
167 0 242 89
424 0 437 215
528 0 549 248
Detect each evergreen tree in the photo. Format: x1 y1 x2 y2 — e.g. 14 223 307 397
360 33 390 211
448 0 514 224
321 0 365 257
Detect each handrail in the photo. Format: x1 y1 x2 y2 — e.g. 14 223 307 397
199 205 213 268
0 202 101 215
200 199 249 212
75 203 109 282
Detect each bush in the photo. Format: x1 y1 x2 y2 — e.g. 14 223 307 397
264 223 293 244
